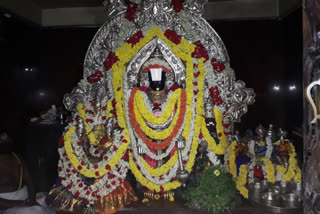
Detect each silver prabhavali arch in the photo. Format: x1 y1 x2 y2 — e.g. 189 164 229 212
63 0 255 128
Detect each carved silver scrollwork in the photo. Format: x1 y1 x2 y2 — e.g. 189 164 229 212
224 80 255 123
103 0 127 19
183 0 208 16
63 86 86 112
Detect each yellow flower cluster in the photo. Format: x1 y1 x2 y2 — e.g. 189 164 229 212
228 141 238 178
261 158 276 183
201 108 228 155
236 164 248 198
133 89 183 140
275 142 301 182
135 89 181 125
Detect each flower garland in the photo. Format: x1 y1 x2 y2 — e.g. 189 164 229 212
275 142 301 182
131 88 186 140
129 152 181 192
236 165 248 198
261 158 276 183
129 87 187 149
63 126 129 178
228 141 238 178
134 89 181 125
201 107 228 155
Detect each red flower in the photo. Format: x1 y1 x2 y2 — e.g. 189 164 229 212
254 165 264 180
169 84 179 91
86 119 94 124
139 86 148 93
224 132 232 136
79 183 83 188
218 133 222 137
193 71 200 78
125 2 138 21
87 71 104 84
171 0 183 12
106 184 111 189
108 173 116 179
209 86 223 106
223 123 230 129
102 106 107 111
75 191 80 197
77 166 83 170
95 171 99 176
94 150 99 155
153 103 162 109
164 29 181 45
94 164 98 169
111 181 116 186
127 31 144 46
199 133 203 139
77 142 82 146
211 58 226 73
105 165 111 170
58 137 64 147
122 150 129 161
191 41 209 62
103 52 119 71
58 167 62 172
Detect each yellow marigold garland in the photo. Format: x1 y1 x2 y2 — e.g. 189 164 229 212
129 152 181 192
228 141 238 178
261 158 276 183
133 89 183 140
114 27 207 191
275 142 301 182
140 153 178 177
135 89 181 125
201 108 228 155
236 164 248 198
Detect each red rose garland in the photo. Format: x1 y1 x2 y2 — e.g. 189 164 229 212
211 58 226 73
191 41 209 62
209 86 223 106
171 0 183 12
125 2 138 21
87 71 104 84
164 29 182 45
127 31 144 46
103 52 119 71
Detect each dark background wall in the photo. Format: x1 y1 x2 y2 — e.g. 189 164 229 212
0 9 302 149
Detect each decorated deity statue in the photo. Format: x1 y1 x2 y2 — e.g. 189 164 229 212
46 0 255 213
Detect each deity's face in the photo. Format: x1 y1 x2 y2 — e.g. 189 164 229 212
139 63 174 92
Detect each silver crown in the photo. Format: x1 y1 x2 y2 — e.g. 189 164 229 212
150 47 164 59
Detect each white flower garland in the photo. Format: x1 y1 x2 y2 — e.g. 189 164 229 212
58 141 128 204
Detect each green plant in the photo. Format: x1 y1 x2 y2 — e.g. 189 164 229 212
183 164 242 214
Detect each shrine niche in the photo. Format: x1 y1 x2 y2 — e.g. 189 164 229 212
45 0 262 213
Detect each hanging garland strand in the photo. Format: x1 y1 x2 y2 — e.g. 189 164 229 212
129 87 187 150
201 107 228 155
135 89 181 125
132 88 184 140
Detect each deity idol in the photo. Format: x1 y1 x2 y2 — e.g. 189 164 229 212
46 0 255 213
